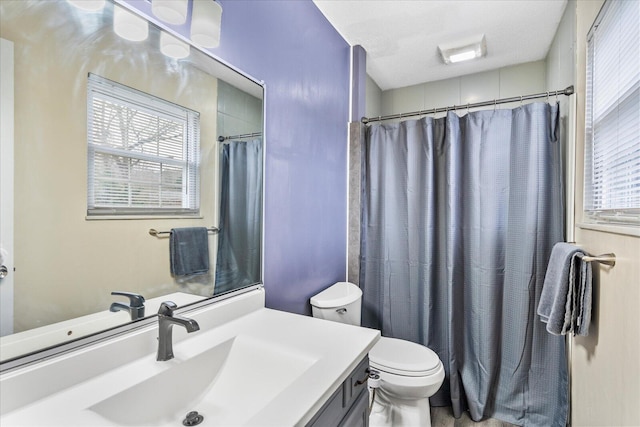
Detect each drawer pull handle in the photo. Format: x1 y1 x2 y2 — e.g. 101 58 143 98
354 373 369 387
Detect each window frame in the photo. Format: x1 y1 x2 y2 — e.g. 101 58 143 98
583 0 640 226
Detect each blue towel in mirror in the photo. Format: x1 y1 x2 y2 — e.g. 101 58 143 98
169 227 210 277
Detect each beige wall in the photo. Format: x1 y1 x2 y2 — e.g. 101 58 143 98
1 4 219 332
570 1 640 425
379 60 547 117
365 75 382 119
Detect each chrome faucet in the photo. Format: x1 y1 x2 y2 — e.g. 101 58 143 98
110 291 145 321
157 301 200 361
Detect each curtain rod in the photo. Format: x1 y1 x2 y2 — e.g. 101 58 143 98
217 132 262 142
361 85 574 124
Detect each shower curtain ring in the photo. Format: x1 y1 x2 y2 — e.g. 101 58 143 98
546 91 550 103
467 103 470 114
494 99 497 111
520 95 523 106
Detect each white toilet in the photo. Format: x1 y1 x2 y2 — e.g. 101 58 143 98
311 282 445 427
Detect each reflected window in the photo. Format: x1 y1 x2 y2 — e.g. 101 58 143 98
87 74 200 216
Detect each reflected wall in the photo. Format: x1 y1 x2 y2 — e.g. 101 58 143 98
0 1 264 341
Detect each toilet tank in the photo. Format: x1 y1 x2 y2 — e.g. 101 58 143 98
310 282 362 326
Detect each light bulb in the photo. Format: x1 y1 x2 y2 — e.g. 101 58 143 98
190 0 222 48
160 32 190 59
67 0 106 12
113 5 149 42
152 0 188 25
449 50 478 63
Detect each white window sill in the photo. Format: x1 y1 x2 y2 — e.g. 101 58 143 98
577 222 640 238
85 215 203 221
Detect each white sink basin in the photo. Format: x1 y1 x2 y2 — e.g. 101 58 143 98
0 288 380 426
89 335 317 426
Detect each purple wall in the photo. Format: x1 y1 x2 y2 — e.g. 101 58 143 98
124 0 350 315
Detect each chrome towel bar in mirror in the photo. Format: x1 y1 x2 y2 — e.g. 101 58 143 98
149 227 220 237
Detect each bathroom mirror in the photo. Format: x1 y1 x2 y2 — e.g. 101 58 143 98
0 0 263 362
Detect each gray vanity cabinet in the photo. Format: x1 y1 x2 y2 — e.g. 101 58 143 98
306 357 370 427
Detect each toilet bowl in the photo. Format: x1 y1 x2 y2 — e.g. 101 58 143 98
310 282 445 426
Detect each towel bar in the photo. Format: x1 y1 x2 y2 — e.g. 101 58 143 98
581 253 616 267
149 227 219 237
565 243 616 267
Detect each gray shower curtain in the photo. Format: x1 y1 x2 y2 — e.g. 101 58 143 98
214 138 263 295
360 103 567 426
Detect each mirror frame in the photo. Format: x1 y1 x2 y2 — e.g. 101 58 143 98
0 0 266 372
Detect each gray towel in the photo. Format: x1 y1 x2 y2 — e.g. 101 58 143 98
538 242 593 336
574 252 593 336
169 227 210 277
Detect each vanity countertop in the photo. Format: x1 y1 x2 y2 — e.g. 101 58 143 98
0 288 380 426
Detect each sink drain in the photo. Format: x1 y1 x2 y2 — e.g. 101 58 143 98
183 411 204 426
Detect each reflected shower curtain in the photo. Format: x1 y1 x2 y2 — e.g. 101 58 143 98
214 139 263 295
360 103 567 426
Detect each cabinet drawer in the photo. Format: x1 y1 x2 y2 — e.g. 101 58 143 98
339 387 369 427
306 356 370 427
306 384 344 427
343 357 369 409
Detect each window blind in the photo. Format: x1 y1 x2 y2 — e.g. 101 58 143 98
584 0 640 224
87 74 200 216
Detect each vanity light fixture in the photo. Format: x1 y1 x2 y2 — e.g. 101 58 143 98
438 34 487 64
113 5 149 42
160 31 191 59
190 0 223 48
66 0 106 12
151 0 188 26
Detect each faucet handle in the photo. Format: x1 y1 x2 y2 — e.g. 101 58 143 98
158 301 178 316
111 291 145 307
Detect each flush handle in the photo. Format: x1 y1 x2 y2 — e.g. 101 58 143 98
0 265 7 280
336 308 347 315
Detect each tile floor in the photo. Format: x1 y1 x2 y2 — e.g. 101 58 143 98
431 406 519 427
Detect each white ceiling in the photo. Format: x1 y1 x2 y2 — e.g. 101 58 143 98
313 0 568 91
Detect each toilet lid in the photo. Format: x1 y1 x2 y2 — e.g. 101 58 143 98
310 282 362 308
369 337 442 377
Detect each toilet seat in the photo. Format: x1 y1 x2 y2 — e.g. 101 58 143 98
370 337 441 377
